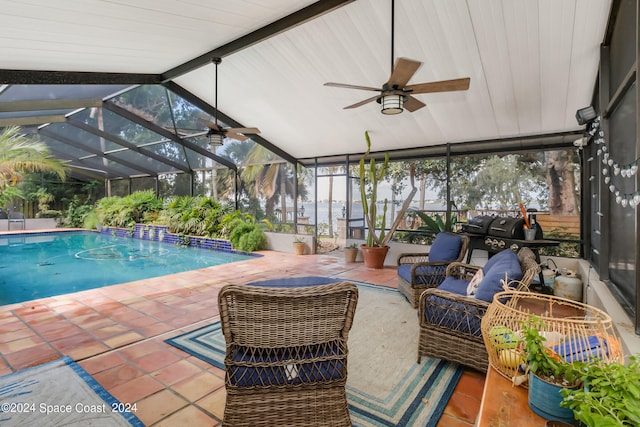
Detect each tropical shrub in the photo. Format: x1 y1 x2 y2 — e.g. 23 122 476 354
95 190 162 228
158 195 232 237
61 196 94 228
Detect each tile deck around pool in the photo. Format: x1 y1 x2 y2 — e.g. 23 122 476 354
0 245 484 426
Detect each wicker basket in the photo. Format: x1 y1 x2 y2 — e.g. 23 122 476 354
480 290 624 383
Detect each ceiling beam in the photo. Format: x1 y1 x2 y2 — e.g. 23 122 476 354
0 70 161 85
40 128 157 177
0 99 103 112
67 117 191 174
103 101 237 171
47 147 112 180
0 115 66 127
161 0 355 81
165 81 298 165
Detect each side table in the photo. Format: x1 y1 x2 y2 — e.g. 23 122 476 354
477 366 546 426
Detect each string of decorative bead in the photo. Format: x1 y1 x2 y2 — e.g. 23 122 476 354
585 116 640 208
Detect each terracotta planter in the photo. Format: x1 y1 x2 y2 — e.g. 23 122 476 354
344 247 358 263
360 245 389 269
293 241 306 255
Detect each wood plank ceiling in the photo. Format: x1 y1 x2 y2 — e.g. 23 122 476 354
0 0 612 165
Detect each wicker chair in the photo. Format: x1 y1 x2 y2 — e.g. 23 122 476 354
218 281 359 427
416 247 540 372
397 232 470 308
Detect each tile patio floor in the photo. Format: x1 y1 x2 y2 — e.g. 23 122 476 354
0 246 484 426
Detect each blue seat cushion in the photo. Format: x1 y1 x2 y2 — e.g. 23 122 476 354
475 250 522 302
228 342 345 387
247 276 336 288
398 264 448 285
428 233 463 263
422 294 483 337
437 277 470 295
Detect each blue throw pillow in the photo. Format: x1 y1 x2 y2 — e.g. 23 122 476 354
482 248 516 274
428 233 463 263
475 250 522 302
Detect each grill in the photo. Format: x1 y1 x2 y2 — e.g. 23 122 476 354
461 216 544 261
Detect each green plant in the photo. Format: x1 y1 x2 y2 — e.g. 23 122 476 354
94 190 162 229
61 196 93 227
410 208 459 233
229 221 267 252
237 228 267 252
293 235 305 243
561 355 640 426
520 315 580 386
359 131 416 247
158 196 232 237
347 243 357 249
82 210 100 230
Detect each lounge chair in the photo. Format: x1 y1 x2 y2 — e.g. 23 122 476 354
8 211 25 230
218 281 358 427
417 247 540 372
397 232 470 308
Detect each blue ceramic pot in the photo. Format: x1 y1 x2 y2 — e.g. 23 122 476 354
528 372 578 423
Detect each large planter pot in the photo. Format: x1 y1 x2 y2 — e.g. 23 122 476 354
360 245 389 269
528 373 578 424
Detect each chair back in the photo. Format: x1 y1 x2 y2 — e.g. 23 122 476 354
516 247 541 290
429 232 469 263
219 282 358 349
218 282 358 426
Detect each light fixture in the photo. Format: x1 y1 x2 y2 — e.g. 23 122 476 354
209 57 224 147
209 133 223 146
576 106 597 125
380 94 404 115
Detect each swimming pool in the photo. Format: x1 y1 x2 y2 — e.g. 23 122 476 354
0 231 254 305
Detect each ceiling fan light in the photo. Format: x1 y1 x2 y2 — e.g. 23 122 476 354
381 94 403 115
209 133 224 146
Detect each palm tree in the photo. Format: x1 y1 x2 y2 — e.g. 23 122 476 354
240 144 296 222
0 126 68 192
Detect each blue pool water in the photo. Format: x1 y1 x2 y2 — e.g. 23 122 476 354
0 231 254 305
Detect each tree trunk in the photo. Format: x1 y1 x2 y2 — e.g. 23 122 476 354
546 150 578 215
419 175 426 209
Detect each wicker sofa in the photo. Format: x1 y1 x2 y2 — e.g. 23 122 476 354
218 281 358 427
397 232 470 308
416 247 540 372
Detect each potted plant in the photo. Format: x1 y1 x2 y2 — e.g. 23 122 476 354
521 316 582 424
358 131 416 268
344 243 358 263
292 236 306 255
560 355 640 427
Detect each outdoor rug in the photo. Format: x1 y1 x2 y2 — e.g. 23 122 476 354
0 356 143 427
165 278 463 427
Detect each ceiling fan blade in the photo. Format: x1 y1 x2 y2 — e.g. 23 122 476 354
226 127 260 134
324 82 382 92
405 77 471 94
344 95 380 109
386 58 422 88
403 95 426 112
198 118 221 131
225 133 250 141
